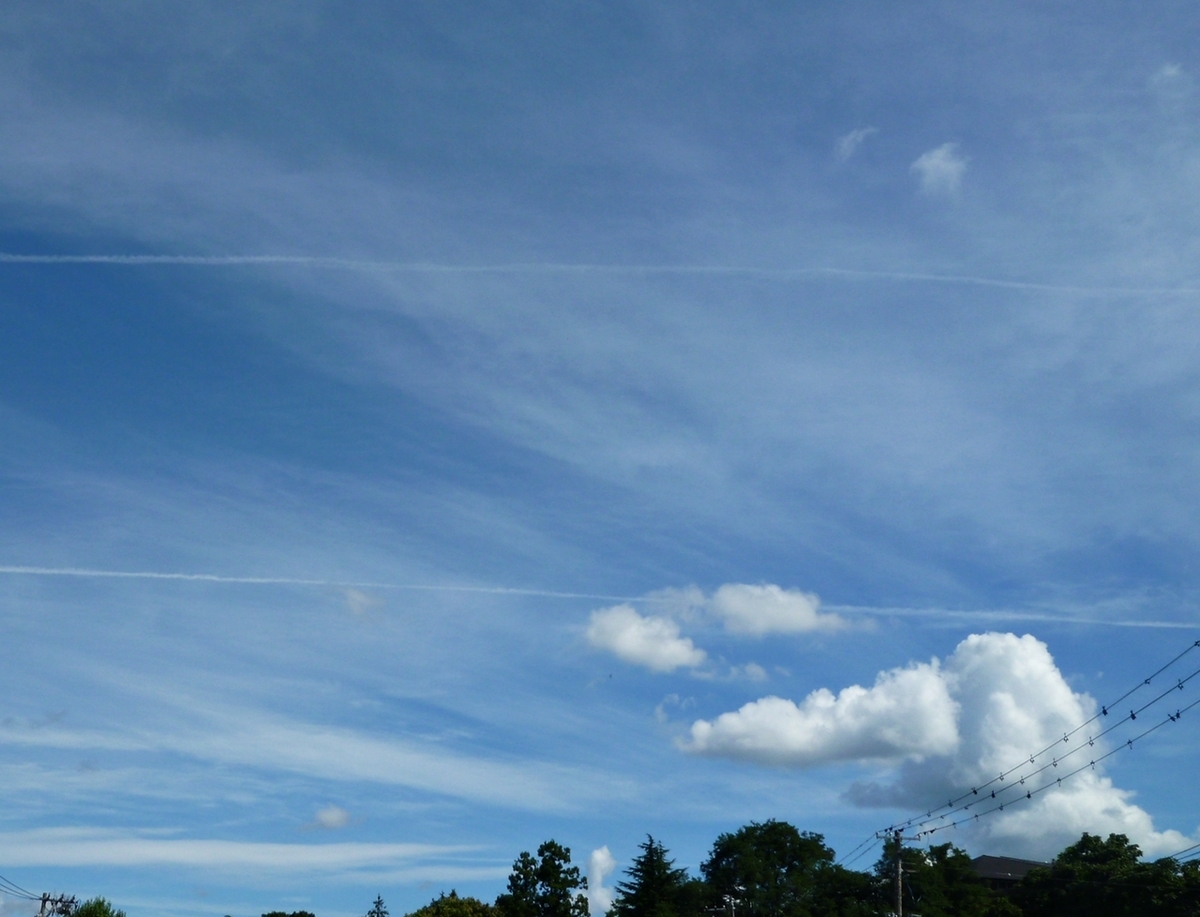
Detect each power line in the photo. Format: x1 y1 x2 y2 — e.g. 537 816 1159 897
885 638 1200 835
898 660 1200 835
0 872 41 901
914 691 1200 840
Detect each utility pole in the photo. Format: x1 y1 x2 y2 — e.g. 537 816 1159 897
876 828 917 917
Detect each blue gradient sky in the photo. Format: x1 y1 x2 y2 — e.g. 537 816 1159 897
3 3 1200 916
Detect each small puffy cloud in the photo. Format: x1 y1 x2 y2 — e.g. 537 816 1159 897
835 126 878 161
684 660 958 766
710 584 844 636
911 143 967 195
586 605 706 672
312 805 351 830
587 846 617 915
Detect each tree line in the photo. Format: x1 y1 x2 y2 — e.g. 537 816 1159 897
74 821 1200 917
389 821 1200 917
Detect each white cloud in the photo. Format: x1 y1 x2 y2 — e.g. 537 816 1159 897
312 804 351 829
710 584 844 635
686 632 1198 858
0 827 467 874
587 585 844 673
587 845 617 915
586 605 706 672
684 660 957 766
345 588 381 617
835 126 878 161
911 143 967 195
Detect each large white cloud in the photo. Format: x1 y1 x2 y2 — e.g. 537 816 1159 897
686 633 1198 858
684 660 958 766
586 605 706 672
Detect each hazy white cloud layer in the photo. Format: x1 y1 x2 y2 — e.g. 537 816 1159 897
0 828 466 873
687 633 1198 858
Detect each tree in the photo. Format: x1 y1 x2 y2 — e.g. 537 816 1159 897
701 820 842 917
611 836 691 917
1015 832 1200 917
74 900 126 917
495 840 588 917
406 890 497 917
263 912 315 917
367 896 390 917
873 840 1016 917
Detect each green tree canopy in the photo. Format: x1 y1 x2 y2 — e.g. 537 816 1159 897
367 896 389 917
74 899 126 917
611 835 691 917
495 840 588 917
873 839 1016 917
1015 832 1200 917
407 891 496 917
701 820 846 917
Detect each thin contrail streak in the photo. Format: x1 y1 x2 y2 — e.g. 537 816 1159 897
829 604 1200 629
0 253 1198 296
1 567 1191 627
0 565 635 602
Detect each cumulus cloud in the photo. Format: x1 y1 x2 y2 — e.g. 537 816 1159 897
911 143 967 195
835 126 878 161
710 584 844 635
684 660 958 766
312 804 351 829
586 605 706 672
587 585 845 672
686 632 1198 858
587 846 617 915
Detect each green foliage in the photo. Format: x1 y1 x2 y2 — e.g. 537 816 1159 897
367 896 390 917
701 820 875 917
873 840 1016 917
611 835 691 917
406 890 496 917
1015 832 1200 917
74 899 126 917
262 912 316 917
495 840 588 917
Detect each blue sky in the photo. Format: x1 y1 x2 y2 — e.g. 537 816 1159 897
3 2 1200 916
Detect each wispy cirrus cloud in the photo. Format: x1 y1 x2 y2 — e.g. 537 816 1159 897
0 827 472 874
835 126 877 161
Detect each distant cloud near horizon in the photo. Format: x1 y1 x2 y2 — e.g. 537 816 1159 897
911 142 967 194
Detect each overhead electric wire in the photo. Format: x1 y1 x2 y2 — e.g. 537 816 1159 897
885 638 1200 835
838 836 882 870
899 661 1200 835
914 690 1200 840
0 872 39 901
1164 840 1200 862
836 834 880 867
